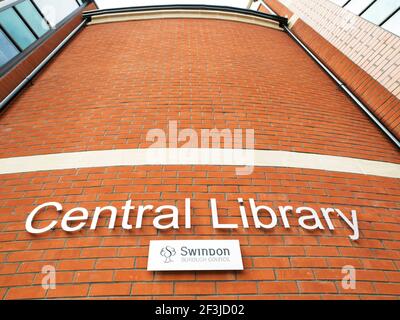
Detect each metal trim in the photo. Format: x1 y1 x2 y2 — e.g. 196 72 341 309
83 4 288 27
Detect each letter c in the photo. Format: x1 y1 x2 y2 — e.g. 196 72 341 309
25 202 61 234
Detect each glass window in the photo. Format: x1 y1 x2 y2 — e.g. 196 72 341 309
33 0 79 27
0 0 20 9
381 9 400 36
0 8 36 50
15 0 50 37
0 29 19 67
344 0 375 15
361 0 400 25
330 0 351 6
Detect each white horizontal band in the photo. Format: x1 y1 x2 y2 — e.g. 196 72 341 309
88 9 282 31
0 148 399 178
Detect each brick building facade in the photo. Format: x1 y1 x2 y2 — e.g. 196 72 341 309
0 1 399 299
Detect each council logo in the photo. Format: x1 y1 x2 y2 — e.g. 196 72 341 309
160 246 176 263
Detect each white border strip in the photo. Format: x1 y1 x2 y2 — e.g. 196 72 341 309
88 9 282 31
0 148 399 178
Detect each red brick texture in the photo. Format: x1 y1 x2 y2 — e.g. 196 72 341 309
0 19 398 162
262 0 400 139
0 2 96 102
0 166 399 299
0 17 399 300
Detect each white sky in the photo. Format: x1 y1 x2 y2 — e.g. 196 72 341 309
95 0 251 9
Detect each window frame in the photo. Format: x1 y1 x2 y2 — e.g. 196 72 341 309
330 0 400 37
360 0 400 25
343 0 376 15
0 6 38 50
0 0 90 75
32 0 81 28
0 27 20 66
14 0 51 38
380 8 400 34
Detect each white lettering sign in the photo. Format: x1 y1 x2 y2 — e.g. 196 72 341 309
25 198 360 240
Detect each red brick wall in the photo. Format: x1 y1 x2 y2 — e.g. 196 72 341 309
262 0 400 139
0 18 399 299
1 166 399 299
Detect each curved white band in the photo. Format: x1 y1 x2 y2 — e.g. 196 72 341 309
0 148 399 178
87 9 282 31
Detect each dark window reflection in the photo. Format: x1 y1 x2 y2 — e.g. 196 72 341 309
0 8 36 50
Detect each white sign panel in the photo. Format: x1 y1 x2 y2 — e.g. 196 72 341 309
147 240 244 271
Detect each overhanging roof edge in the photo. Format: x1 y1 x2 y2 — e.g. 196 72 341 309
82 4 288 27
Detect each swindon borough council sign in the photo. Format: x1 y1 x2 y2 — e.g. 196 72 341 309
147 240 244 271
